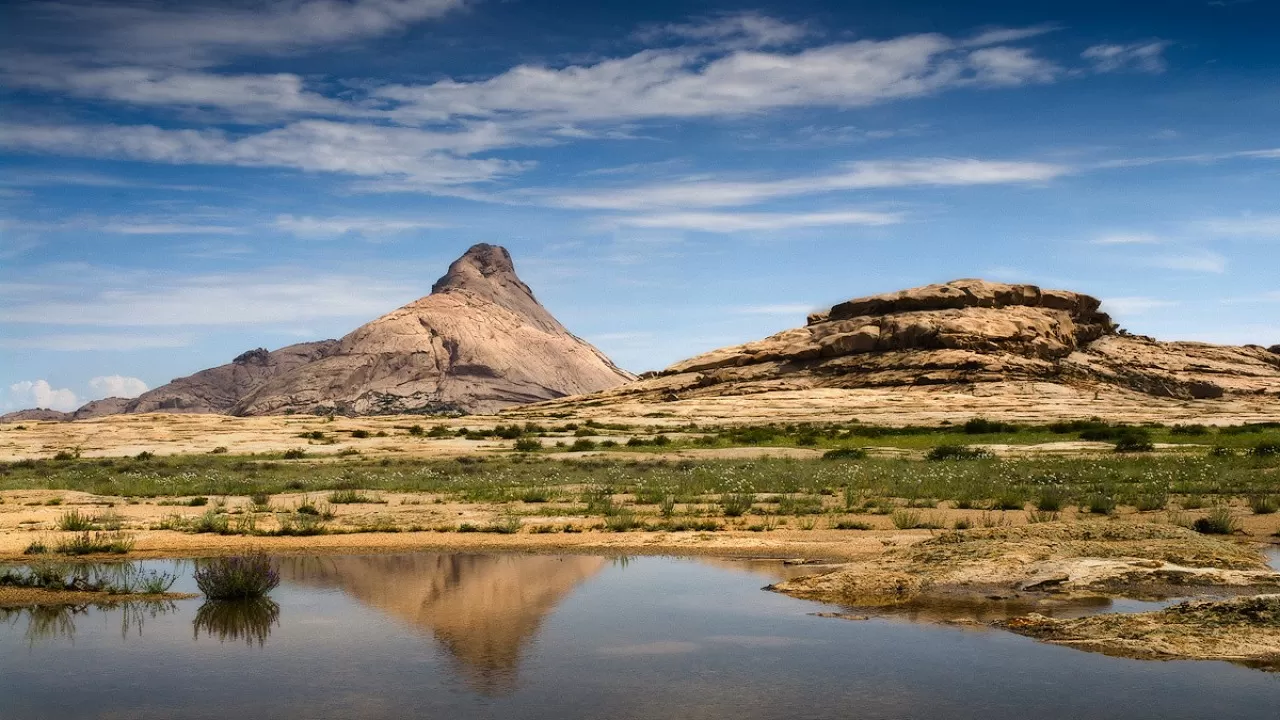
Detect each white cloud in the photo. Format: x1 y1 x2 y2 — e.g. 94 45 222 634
101 221 244 235
647 12 810 49
21 0 464 66
6 380 79 412
1102 297 1180 315
0 120 524 187
273 215 446 238
733 304 816 316
88 375 148 399
1194 215 1280 238
0 333 193 351
0 269 420 327
1092 232 1162 245
377 33 1059 124
548 158 1067 211
0 63 369 121
1145 249 1227 273
606 209 902 232
962 25 1060 47
1082 42 1170 74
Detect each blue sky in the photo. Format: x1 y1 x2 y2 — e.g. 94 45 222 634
1 0 1278 412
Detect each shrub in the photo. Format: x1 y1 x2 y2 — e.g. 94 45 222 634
282 448 306 460
194 551 280 600
514 438 542 452
210 446 229 454
778 495 823 515
55 531 134 555
134 451 154 461
604 509 643 532
833 520 872 530
1026 510 1059 524
1251 441 1280 457
1170 424 1209 436
1114 428 1155 453
1134 494 1168 512
408 425 425 436
891 509 923 530
926 445 992 461
719 492 754 517
963 418 1018 434
57 509 95 531
1086 494 1116 515
250 493 271 508
1035 488 1065 512
991 490 1024 511
1249 495 1278 515
350 429 370 439
328 490 380 504
650 435 671 446
187 496 209 507
822 447 867 460
1209 446 1235 457
569 438 597 452
191 509 231 534
1192 507 1240 535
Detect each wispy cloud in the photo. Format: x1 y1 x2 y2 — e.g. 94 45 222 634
605 209 902 232
0 269 420 327
1102 296 1180 315
16 0 465 67
0 120 525 187
273 215 447 238
732 303 816 316
1194 214 1280 238
547 158 1067 210
643 12 811 49
1091 232 1162 245
0 333 194 351
1145 249 1227 273
1082 41 1170 73
377 32 1060 124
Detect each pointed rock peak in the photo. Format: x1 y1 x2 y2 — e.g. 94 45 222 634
432 243 520 294
427 243 561 332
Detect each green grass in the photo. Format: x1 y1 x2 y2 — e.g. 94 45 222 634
4 450 1280 520
54 531 135 555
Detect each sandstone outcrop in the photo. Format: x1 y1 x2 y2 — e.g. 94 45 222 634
527 279 1280 415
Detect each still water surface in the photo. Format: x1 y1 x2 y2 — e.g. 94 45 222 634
2 553 1277 719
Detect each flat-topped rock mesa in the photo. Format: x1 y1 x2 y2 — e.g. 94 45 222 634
526 279 1280 415
230 243 634 415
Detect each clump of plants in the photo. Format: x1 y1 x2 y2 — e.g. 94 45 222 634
1192 507 1240 535
194 550 281 599
1113 428 1155 453
821 447 867 460
926 445 992 461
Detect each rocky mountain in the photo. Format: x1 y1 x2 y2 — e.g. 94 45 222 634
524 279 1280 419
0 408 71 423
229 243 634 415
124 341 341 414
10 244 633 420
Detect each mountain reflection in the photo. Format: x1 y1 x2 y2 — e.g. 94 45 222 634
193 598 281 647
278 554 604 693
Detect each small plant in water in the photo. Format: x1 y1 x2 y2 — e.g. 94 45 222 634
194 550 281 600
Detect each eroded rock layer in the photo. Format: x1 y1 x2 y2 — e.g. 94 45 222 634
529 279 1280 413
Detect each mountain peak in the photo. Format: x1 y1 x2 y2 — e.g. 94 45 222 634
431 243 519 295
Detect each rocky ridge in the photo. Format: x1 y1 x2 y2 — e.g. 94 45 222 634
526 278 1280 415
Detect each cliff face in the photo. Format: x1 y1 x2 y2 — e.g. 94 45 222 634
231 244 634 415
528 279 1280 412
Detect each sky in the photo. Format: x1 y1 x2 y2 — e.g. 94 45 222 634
1 0 1278 412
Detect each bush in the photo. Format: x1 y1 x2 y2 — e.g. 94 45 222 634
822 447 867 461
194 551 281 599
1192 507 1240 535
55 531 134 555
569 438 597 452
57 509 95 531
1170 424 1209 436
282 448 306 460
1249 495 1278 515
926 445 992 461
408 424 425 436
963 418 1019 434
1114 428 1155 453
1251 442 1280 457
350 429 370 439
1086 494 1116 515
514 438 542 452
719 492 754 517
1035 488 1065 512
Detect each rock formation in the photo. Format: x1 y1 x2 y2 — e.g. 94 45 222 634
230 244 634 415
525 279 1280 416
3 244 632 420
0 408 71 423
123 341 341 414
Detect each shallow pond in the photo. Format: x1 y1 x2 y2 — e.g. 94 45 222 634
2 553 1278 719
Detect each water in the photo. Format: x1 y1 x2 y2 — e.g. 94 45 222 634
2 553 1277 719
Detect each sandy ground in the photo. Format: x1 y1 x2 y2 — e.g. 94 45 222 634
3 382 1279 461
